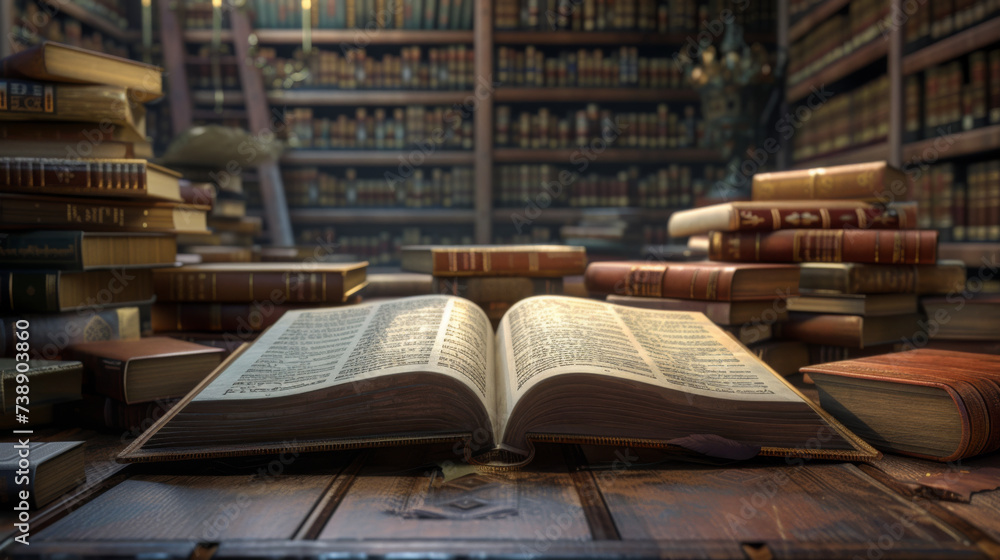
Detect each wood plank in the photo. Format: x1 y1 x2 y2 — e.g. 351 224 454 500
788 0 852 42
255 29 474 45
33 474 335 542
184 29 233 42
787 39 887 102
474 0 494 243
595 460 970 552
159 0 193 134
902 124 1000 162
903 17 1000 75
888 0 903 167
317 444 591 542
282 150 475 166
494 148 722 164
494 88 700 103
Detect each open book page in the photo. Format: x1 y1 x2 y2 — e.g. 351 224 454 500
194 295 496 420
495 296 804 433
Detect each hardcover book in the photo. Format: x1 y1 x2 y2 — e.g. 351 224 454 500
1 269 154 314
0 194 209 234
786 293 919 316
0 231 177 271
708 230 938 264
920 295 1000 340
805 349 1000 461
751 162 908 202
0 307 141 359
798 261 967 294
401 245 587 277
151 262 368 304
0 157 182 201
0 79 145 132
0 359 82 413
65 337 224 404
119 295 878 464
781 312 923 348
605 294 788 325
667 200 916 237
584 261 800 301
0 441 85 509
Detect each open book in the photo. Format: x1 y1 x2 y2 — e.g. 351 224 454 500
120 296 878 464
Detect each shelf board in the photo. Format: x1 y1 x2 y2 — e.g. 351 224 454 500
491 207 676 224
494 31 690 45
40 0 138 42
254 29 474 44
191 108 248 120
268 89 473 105
183 29 232 43
791 140 889 169
494 88 700 103
902 17 1000 75
786 39 887 102
281 150 476 166
185 55 238 65
288 207 476 225
788 0 852 43
902 124 1000 162
493 148 721 163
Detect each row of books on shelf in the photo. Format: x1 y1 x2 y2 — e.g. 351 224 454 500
256 46 478 91
10 1 130 58
903 0 1000 52
237 0 475 30
282 166 475 208
494 0 773 32
904 48 1000 142
913 159 1000 241
495 103 701 149
496 46 686 89
284 106 473 150
297 226 473 266
792 76 889 163
787 0 888 85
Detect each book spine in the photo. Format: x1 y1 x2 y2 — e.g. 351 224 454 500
730 205 917 231
584 263 739 301
0 195 178 232
150 303 297 332
1 272 59 313
708 230 938 264
0 231 84 270
94 358 128 402
752 164 905 201
154 271 347 303
1 307 140 359
0 158 148 194
781 313 864 347
428 250 586 276
846 266 917 293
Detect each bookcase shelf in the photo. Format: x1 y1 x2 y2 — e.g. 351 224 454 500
791 140 889 169
185 55 238 65
288 208 476 225
193 89 474 106
281 150 476 166
39 0 139 43
491 207 676 224
191 108 248 120
494 88 700 103
786 38 887 102
901 17 1000 75
902 124 1000 162
493 148 721 164
255 29 475 45
788 0 852 42
494 31 689 45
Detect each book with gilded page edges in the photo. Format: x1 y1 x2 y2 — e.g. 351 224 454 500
119 295 878 465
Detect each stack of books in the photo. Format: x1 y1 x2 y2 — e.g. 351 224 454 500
401 245 588 328
671 161 958 367
583 261 803 373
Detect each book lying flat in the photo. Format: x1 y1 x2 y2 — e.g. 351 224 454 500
1 269 154 313
781 312 923 348
667 200 916 237
920 296 1000 340
0 194 209 234
0 157 182 201
0 231 177 271
0 441 85 509
584 261 800 301
606 294 788 326
786 293 918 317
805 349 1000 461
708 230 938 264
798 262 967 294
401 245 587 277
119 295 878 464
751 161 908 202
0 359 82 413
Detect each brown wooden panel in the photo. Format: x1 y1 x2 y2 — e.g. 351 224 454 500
318 445 591 542
597 461 968 550
34 474 334 542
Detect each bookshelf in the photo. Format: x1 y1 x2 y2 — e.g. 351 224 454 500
1 0 139 58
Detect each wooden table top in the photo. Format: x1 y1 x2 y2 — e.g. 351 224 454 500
2 428 999 560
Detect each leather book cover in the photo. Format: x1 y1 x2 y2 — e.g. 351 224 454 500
151 302 311 333
709 230 938 264
1 269 154 314
584 261 800 301
401 245 587 277
781 312 922 348
798 262 966 294
751 161 909 202
0 193 208 234
668 200 916 237
152 262 368 303
0 157 181 201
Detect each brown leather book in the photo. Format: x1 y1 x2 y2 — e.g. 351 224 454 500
805 349 1000 461
0 194 209 234
0 80 144 132
0 231 177 271
0 157 181 201
786 293 918 316
708 230 938 264
781 312 923 348
799 261 967 294
751 161 909 202
1 269 154 313
605 294 788 325
584 261 800 301
152 262 368 304
151 302 311 333
401 245 587 277
920 295 1000 340
64 337 224 404
668 200 917 237
0 41 163 101
432 276 563 302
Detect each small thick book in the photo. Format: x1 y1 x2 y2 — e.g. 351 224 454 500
152 262 368 304
0 231 177 271
401 245 587 277
65 337 224 404
781 312 923 348
798 261 967 294
786 293 919 316
0 157 182 201
708 230 938 264
0 79 144 131
751 161 909 202
0 359 82 413
0 194 209 234
0 307 140 359
0 441 86 509
584 261 800 301
804 349 1000 461
0 41 163 101
920 295 1000 340
667 200 917 237
118 295 878 464
1 269 154 314
605 294 788 326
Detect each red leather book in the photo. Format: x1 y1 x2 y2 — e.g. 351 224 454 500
668 201 917 237
401 245 586 277
152 262 368 304
708 230 938 264
584 261 800 301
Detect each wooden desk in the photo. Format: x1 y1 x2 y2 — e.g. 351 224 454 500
2 429 999 559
